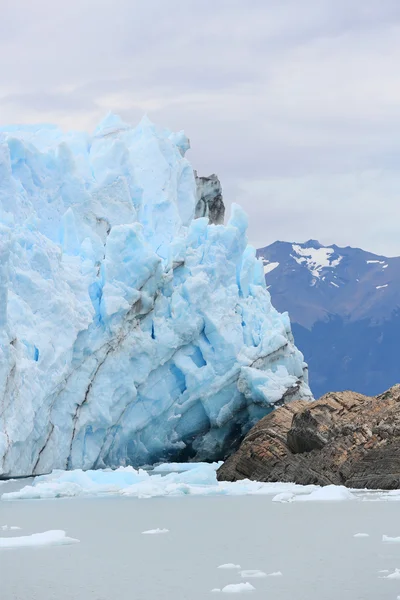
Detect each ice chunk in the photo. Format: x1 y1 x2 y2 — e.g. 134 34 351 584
0 530 79 548
294 485 355 501
266 571 283 577
240 570 266 578
0 115 312 477
220 582 255 593
1 464 322 500
382 535 400 542
383 569 400 579
353 533 369 538
142 528 169 535
153 462 222 473
217 564 241 570
272 492 294 503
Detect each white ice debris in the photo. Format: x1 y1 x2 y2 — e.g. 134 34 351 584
0 115 312 477
218 564 241 570
330 282 339 288
291 245 342 278
294 485 355 502
272 492 294 503
0 530 79 548
353 533 369 538
240 570 266 578
219 582 255 593
366 260 386 264
376 284 388 289
152 462 222 473
142 528 169 535
383 569 400 579
266 571 283 577
0 463 321 500
382 535 400 542
272 485 354 503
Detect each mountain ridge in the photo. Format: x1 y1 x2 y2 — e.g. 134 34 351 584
257 239 400 398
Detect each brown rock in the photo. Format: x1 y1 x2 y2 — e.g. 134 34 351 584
217 385 400 489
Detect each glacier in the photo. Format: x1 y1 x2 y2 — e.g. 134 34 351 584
0 113 311 477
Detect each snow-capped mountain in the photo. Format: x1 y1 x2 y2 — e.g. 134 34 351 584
257 240 400 398
0 114 311 477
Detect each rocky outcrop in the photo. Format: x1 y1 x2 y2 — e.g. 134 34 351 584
217 385 400 489
194 172 225 224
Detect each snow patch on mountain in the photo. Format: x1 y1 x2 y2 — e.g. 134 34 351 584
262 261 279 275
291 245 342 279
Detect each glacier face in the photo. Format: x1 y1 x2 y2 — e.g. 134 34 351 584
0 113 312 477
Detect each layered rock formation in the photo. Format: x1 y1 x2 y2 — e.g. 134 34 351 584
217 385 400 489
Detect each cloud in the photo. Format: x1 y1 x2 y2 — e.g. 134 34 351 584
1 0 400 255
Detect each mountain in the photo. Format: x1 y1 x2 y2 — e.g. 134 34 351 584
257 240 400 398
0 115 311 477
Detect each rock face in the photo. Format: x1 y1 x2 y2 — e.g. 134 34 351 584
217 385 400 489
194 172 225 225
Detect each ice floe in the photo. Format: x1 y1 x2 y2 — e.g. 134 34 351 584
218 564 241 570
239 570 266 578
0 530 79 548
1 463 319 500
212 582 255 593
142 528 169 535
383 569 400 579
3 462 399 502
382 535 400 543
354 533 369 538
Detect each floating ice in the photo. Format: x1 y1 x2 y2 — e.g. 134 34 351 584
218 564 241 570
383 569 400 579
152 462 222 473
294 485 355 502
0 530 79 548
1 525 21 531
217 582 255 593
142 528 169 535
0 115 312 477
1 463 321 500
272 485 355 503
353 533 369 538
382 535 400 542
272 492 294 503
240 570 266 578
266 571 283 577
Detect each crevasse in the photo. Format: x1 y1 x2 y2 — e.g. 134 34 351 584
0 113 312 477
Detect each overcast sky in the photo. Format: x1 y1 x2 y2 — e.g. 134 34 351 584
2 0 400 255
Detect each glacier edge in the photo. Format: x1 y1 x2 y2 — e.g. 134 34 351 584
0 115 312 477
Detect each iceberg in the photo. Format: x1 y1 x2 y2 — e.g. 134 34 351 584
0 114 311 477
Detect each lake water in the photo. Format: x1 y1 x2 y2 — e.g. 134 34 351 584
1 479 400 600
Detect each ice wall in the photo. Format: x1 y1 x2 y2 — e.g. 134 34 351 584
0 113 312 477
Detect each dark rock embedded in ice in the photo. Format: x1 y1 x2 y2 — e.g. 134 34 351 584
194 172 225 225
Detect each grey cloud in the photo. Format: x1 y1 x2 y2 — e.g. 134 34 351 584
1 0 400 255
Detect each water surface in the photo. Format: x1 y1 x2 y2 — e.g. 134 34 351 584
1 482 400 599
